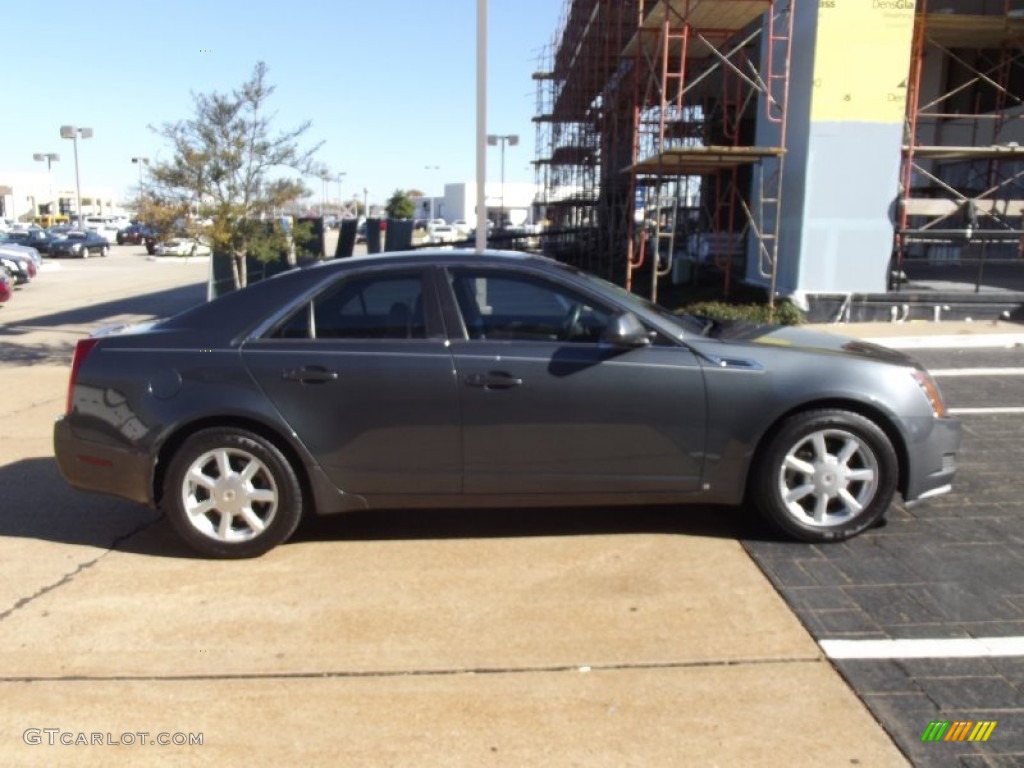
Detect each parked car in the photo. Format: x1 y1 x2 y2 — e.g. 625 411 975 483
82 216 121 242
49 230 110 258
116 223 155 245
0 251 36 284
0 269 11 302
427 223 459 244
3 227 56 254
153 238 211 257
53 250 961 559
0 236 43 267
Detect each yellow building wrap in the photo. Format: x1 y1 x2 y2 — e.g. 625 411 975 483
810 0 917 123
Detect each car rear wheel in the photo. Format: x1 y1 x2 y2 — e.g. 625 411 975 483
751 409 897 542
163 428 304 558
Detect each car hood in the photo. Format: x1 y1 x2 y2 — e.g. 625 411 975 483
696 319 919 367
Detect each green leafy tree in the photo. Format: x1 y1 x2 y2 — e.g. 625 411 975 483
148 61 323 289
385 189 415 220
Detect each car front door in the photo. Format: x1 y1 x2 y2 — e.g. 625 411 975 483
241 268 461 496
443 266 707 496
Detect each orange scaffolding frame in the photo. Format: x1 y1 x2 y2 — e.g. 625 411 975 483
896 0 1024 288
534 0 795 302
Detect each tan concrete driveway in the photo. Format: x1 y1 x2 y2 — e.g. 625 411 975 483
0 247 906 766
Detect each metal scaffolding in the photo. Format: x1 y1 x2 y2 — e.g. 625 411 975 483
895 0 1024 290
534 0 794 302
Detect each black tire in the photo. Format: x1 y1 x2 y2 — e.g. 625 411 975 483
163 427 304 558
100 245 109 257
750 409 898 542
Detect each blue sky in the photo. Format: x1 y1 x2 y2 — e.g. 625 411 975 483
2 0 563 208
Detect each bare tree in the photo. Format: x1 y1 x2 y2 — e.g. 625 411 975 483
149 61 323 289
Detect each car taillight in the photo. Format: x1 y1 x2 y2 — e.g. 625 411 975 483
66 338 100 415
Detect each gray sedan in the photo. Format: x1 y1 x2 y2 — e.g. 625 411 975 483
53 250 960 557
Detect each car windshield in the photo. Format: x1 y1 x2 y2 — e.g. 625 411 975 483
550 262 706 336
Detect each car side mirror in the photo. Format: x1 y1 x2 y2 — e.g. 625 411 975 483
602 312 651 347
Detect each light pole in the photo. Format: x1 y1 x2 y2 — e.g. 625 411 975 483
476 0 487 252
336 172 347 217
132 157 149 218
319 171 331 218
60 125 93 227
487 134 518 229
131 156 149 190
32 152 60 219
424 165 440 221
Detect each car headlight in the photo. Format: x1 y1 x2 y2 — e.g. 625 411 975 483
71 243 82 252
911 369 947 417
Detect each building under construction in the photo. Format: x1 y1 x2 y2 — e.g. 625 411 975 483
534 0 1024 317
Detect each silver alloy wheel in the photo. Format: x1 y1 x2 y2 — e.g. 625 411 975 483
777 428 880 528
180 447 279 543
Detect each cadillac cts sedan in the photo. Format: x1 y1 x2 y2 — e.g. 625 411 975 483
54 250 960 558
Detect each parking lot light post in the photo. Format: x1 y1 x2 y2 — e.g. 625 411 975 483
319 171 331 218
32 152 60 219
425 165 440 221
336 173 347 217
60 125 93 227
487 134 518 229
131 156 149 195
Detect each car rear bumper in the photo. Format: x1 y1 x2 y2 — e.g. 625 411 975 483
903 416 962 504
53 416 153 507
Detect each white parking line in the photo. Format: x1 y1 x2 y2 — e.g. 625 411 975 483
932 368 1024 377
865 335 1024 350
821 637 1024 660
948 407 1024 415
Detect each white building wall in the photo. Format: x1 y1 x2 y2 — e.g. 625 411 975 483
0 169 119 222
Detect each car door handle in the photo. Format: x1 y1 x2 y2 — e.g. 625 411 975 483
282 366 338 383
465 371 523 389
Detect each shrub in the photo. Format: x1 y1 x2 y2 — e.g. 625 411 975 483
680 300 803 326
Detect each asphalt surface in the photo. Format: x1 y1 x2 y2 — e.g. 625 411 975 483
2 244 1023 766
745 344 1024 767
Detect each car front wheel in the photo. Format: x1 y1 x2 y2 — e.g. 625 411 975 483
100 245 109 257
163 428 304 558
751 409 898 542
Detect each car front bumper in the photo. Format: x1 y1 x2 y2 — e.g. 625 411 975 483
903 415 962 504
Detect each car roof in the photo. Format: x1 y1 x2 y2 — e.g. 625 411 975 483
305 248 549 272
155 249 568 343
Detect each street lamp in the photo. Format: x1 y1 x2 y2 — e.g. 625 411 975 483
424 165 440 221
32 152 60 219
131 156 149 191
336 172 347 217
319 171 331 217
132 157 149 219
60 125 93 227
487 134 518 229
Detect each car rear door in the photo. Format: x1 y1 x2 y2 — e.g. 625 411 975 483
241 267 461 496
441 265 707 496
